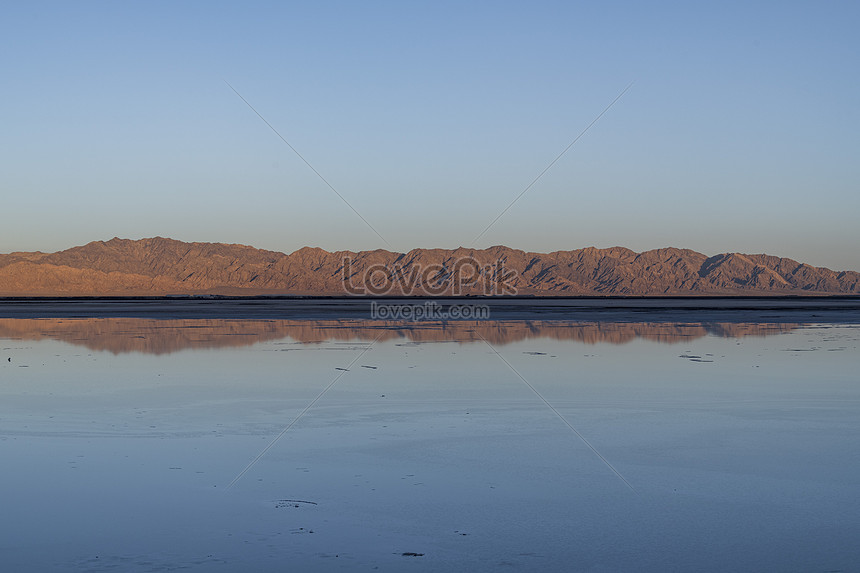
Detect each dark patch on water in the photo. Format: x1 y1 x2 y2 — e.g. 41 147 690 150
275 499 317 509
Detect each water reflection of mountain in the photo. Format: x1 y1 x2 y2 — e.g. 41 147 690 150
0 318 798 355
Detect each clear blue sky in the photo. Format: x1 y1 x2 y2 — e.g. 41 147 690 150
3 1 859 270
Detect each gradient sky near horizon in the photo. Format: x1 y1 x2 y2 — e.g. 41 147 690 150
3 1 859 270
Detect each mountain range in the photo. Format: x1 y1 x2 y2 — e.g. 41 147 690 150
1 237 858 296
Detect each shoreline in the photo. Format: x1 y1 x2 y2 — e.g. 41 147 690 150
1 296 859 322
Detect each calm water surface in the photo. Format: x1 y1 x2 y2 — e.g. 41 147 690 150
1 319 858 572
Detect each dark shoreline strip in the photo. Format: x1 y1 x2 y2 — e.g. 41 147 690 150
0 296 859 323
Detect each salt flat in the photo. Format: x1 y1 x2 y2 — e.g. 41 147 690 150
1 315 858 571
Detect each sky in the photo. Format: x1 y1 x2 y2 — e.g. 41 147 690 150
3 1 859 270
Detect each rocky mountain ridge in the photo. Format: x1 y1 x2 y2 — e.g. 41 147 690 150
1 237 858 296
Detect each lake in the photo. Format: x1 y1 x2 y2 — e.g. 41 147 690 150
1 300 858 571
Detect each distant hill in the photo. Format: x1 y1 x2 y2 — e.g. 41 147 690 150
1 237 858 296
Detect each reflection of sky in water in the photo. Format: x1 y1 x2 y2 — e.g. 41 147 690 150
0 317 800 354
1 323 858 571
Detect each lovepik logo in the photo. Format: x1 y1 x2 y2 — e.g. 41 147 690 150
341 255 518 296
